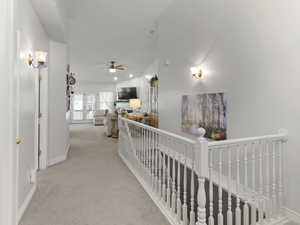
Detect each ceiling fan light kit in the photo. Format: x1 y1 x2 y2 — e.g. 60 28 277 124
109 68 117 73
108 61 125 73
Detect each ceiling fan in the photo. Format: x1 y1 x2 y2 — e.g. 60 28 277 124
108 61 126 73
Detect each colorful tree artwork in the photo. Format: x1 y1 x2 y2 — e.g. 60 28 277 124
181 93 227 140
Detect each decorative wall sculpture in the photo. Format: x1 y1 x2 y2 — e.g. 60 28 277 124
181 92 227 140
66 64 76 112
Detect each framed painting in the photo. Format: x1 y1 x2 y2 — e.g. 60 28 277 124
181 93 227 140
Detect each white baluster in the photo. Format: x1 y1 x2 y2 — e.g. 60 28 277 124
158 145 162 195
167 139 171 208
177 150 182 222
235 145 241 225
153 132 157 191
172 148 177 214
154 132 157 190
258 141 264 224
190 161 196 225
265 140 271 220
148 131 151 171
158 134 162 196
251 142 256 225
218 150 223 225
162 144 166 202
143 130 146 168
138 127 141 164
272 141 276 217
227 147 232 225
278 139 283 217
182 145 188 225
146 129 148 169
141 128 144 167
151 131 155 189
195 128 208 225
137 126 142 158
243 144 249 225
208 150 214 225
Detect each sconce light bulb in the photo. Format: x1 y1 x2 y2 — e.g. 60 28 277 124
191 66 203 78
28 51 48 68
190 67 198 74
36 51 48 64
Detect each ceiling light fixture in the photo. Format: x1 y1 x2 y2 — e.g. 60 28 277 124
129 74 134 78
190 66 203 78
114 76 118 81
28 51 48 68
109 68 117 73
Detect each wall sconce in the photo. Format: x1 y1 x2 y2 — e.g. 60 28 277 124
28 51 48 68
145 74 153 80
190 67 203 78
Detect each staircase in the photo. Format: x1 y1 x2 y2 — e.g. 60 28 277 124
118 117 289 225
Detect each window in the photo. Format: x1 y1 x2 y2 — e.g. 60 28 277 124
98 92 114 111
72 94 83 120
86 94 96 119
71 92 114 122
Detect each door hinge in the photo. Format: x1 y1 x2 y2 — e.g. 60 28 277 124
39 75 42 81
39 113 42 118
38 150 42 156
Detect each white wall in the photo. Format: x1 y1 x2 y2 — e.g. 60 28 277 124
48 41 70 165
75 81 116 94
0 0 16 224
116 77 150 112
156 0 300 214
14 0 50 217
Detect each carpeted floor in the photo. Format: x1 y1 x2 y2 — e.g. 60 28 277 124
20 124 169 225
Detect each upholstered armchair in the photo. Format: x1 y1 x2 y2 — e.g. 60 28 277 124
93 110 106 125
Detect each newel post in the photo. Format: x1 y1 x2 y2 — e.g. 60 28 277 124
195 128 208 225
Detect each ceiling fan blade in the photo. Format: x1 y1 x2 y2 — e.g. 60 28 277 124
95 64 108 68
116 65 125 68
117 67 125 70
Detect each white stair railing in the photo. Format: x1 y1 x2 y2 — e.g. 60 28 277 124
118 117 288 225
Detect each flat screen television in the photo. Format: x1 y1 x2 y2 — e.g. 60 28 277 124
117 87 137 100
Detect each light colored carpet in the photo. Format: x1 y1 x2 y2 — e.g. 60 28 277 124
20 124 169 225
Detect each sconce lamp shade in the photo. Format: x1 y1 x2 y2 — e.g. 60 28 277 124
130 99 141 109
36 51 48 64
28 51 48 68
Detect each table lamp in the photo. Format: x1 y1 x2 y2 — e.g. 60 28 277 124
130 99 141 113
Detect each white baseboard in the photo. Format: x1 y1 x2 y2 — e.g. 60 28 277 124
17 184 37 223
65 142 71 157
48 143 70 167
284 207 300 224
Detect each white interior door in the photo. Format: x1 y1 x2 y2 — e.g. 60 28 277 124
38 68 48 169
16 29 38 215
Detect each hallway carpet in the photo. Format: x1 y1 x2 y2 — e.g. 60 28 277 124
20 124 169 225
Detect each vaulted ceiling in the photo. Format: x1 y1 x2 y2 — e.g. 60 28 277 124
31 0 173 82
